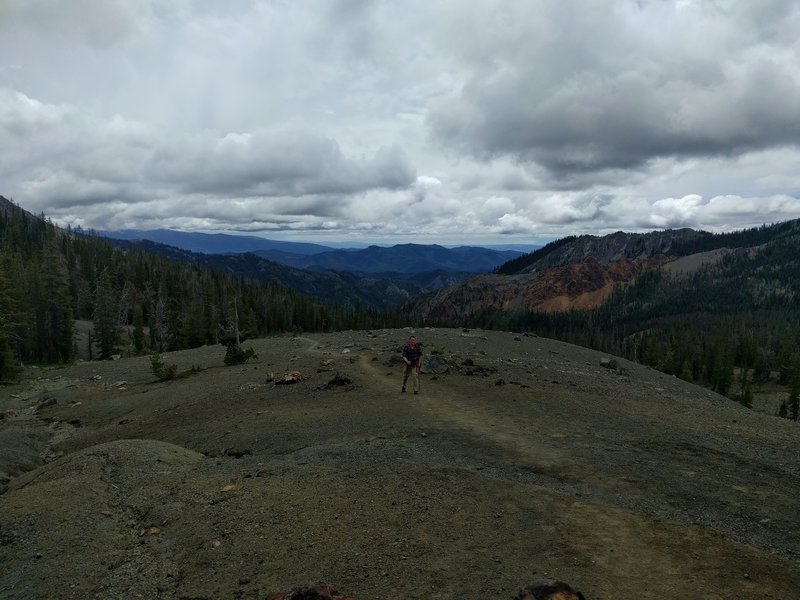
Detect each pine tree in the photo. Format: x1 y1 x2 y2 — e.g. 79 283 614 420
93 268 118 359
0 259 21 381
740 378 753 409
38 238 74 362
789 375 800 421
132 303 145 354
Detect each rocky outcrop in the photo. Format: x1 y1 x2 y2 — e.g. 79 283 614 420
516 229 705 276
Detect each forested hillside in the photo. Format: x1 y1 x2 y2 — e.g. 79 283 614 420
440 221 800 417
105 238 466 310
0 197 399 380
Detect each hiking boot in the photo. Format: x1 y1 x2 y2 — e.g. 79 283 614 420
413 391 418 395
401 387 406 393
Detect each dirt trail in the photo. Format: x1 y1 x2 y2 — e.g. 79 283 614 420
357 352 586 482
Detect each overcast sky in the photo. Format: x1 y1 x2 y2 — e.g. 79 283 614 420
2 0 800 245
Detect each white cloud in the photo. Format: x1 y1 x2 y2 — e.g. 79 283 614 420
0 1 798 243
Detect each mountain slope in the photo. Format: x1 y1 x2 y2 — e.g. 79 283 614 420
254 243 523 273
416 220 800 320
107 239 468 310
99 229 333 255
100 230 526 274
409 220 800 412
0 196 403 369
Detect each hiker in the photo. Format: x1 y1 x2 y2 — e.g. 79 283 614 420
401 335 422 394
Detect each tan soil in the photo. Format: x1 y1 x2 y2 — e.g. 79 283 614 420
1 328 798 600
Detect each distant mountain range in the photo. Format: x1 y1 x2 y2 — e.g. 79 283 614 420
98 229 332 255
252 244 523 274
106 238 471 310
99 229 534 274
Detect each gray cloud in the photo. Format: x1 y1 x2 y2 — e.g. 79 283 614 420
0 0 798 243
428 1 800 178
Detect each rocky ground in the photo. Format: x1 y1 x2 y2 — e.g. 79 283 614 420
1 328 798 599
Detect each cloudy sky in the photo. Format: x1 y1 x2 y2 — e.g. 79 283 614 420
2 0 800 245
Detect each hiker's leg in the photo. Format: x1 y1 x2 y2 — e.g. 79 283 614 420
402 365 410 389
412 369 419 393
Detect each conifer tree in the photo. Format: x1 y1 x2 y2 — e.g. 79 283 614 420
38 237 74 362
132 303 145 354
93 268 118 359
788 382 799 421
0 260 21 381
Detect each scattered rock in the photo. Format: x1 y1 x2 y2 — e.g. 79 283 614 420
265 372 275 383
599 357 618 370
275 371 303 385
36 394 57 411
514 336 522 342
461 364 498 377
109 354 121 361
326 373 353 387
514 580 585 600
318 359 335 372
495 378 506 386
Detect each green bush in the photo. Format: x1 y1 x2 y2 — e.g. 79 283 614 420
223 343 257 366
150 353 177 381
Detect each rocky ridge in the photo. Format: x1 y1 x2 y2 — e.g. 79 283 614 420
409 227 737 320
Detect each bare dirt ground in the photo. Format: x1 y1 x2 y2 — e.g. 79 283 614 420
1 328 798 600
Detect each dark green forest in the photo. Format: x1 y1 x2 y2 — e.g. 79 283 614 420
461 223 800 418
0 198 401 381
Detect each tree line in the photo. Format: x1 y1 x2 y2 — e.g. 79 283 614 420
0 198 401 380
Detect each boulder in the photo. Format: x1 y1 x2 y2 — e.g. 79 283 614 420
422 354 449 374
275 371 304 385
600 357 619 370
514 580 585 600
317 373 353 390
266 583 358 600
36 393 57 411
